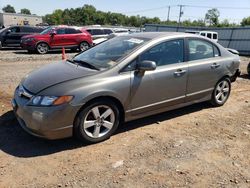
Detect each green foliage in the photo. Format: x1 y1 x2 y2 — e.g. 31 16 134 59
2 4 16 13
20 8 31 15
40 4 241 28
205 8 220 26
241 17 250 26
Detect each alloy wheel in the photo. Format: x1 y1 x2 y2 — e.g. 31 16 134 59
83 105 115 138
215 80 230 104
37 43 48 54
80 42 89 51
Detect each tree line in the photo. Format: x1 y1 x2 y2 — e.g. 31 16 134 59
2 4 250 27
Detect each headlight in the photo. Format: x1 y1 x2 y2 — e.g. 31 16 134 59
30 95 73 106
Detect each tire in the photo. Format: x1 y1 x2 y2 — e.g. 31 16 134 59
0 41 2 49
70 48 78 52
27 50 35 54
74 99 120 144
36 42 49 54
79 41 90 52
247 63 250 76
210 78 231 107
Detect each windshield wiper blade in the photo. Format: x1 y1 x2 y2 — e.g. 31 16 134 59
67 59 100 71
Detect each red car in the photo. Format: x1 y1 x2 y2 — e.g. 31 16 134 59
21 26 93 54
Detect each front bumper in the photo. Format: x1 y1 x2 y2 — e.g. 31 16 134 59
20 41 36 51
12 87 81 140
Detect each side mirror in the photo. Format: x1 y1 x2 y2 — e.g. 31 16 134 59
137 60 156 71
6 29 11 34
50 31 56 36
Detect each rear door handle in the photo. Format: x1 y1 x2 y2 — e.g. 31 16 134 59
211 63 220 69
174 69 186 76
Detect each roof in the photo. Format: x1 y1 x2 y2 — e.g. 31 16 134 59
127 32 199 40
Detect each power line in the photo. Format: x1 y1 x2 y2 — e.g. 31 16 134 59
184 5 250 10
122 5 177 14
122 4 250 15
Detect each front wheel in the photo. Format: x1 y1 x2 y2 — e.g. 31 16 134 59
210 78 231 107
36 42 49 54
79 41 90 52
74 99 120 144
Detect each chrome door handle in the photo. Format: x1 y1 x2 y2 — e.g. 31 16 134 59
174 69 186 76
211 63 220 69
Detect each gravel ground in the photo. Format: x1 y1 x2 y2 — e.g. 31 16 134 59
0 48 249 188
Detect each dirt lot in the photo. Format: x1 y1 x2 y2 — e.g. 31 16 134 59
0 48 249 188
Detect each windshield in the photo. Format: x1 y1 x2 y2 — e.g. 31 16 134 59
73 36 149 69
40 26 54 34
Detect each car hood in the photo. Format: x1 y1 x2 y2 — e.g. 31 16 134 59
22 61 98 94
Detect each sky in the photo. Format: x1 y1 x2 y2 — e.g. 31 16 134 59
1 0 250 24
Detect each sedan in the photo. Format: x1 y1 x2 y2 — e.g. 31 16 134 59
12 32 240 143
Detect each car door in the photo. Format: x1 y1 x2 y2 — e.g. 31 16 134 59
92 29 105 40
4 26 21 46
65 28 82 46
128 39 188 115
186 38 224 102
50 28 67 47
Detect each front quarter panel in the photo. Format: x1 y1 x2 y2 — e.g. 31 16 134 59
38 68 131 110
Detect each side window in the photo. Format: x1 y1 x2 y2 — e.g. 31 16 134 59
86 29 92 35
10 27 20 33
188 39 219 61
213 34 217 39
122 60 137 72
65 28 81 34
200 33 205 37
207 33 212 39
140 39 184 67
92 29 104 35
56 28 65 35
21 27 33 32
104 29 113 35
214 46 220 57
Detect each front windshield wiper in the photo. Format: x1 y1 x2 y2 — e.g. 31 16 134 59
67 59 100 71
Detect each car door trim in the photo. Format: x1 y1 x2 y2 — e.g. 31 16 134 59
126 95 185 113
186 88 214 97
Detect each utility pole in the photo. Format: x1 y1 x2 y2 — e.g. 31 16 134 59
167 6 171 22
177 5 184 31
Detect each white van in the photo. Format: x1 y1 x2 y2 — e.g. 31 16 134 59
185 30 218 42
199 31 218 42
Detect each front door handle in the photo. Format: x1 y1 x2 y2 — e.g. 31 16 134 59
174 69 186 76
211 63 220 69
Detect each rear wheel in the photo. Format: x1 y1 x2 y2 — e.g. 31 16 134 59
79 41 89 52
0 41 2 49
210 78 231 107
36 42 49 54
247 63 250 76
74 99 120 144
